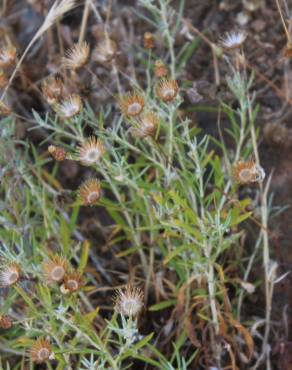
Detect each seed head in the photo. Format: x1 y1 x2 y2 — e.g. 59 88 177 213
143 32 155 49
29 338 53 364
115 285 144 317
131 112 159 139
43 255 68 284
0 45 17 68
42 76 64 105
220 31 247 50
56 94 83 119
63 271 83 292
78 137 105 166
0 262 20 287
79 178 101 206
156 78 179 102
233 159 265 184
63 42 90 70
119 92 145 117
93 38 117 63
154 60 168 78
48 145 67 161
0 315 13 329
0 69 8 88
0 100 12 116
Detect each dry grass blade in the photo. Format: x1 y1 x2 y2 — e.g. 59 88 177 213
0 0 76 101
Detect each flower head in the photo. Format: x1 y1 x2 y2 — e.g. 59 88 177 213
29 338 53 364
63 42 90 70
78 137 105 166
220 31 247 50
43 255 68 284
0 45 17 68
0 315 13 329
143 32 155 49
93 38 117 63
156 78 179 102
131 112 159 139
42 75 64 105
79 178 101 206
56 94 83 119
119 92 145 117
233 159 265 184
115 285 144 317
0 262 20 287
154 60 168 78
63 271 83 292
48 145 67 161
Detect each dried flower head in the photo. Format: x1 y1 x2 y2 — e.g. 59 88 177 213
42 76 64 105
0 69 8 88
131 112 159 139
156 78 179 102
154 60 168 78
0 45 17 68
93 38 117 63
233 159 265 184
56 94 83 119
43 255 68 283
0 100 12 116
78 137 105 166
48 145 67 161
63 271 83 292
29 338 53 363
220 31 247 50
115 285 144 317
79 178 101 206
263 122 289 147
144 32 155 49
119 93 145 117
283 43 292 58
0 315 13 329
0 262 20 287
63 42 90 70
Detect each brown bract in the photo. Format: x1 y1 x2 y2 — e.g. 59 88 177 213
119 93 145 117
43 255 68 283
42 76 64 105
115 285 144 317
232 159 265 184
79 179 101 206
156 78 179 102
144 32 155 49
0 45 17 68
78 137 105 166
29 338 52 364
154 60 168 78
0 315 13 329
56 94 83 119
63 271 83 292
131 112 159 139
0 262 20 287
63 42 90 70
93 38 117 63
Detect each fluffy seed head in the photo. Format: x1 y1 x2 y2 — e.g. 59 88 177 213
0 45 17 68
156 78 179 102
63 271 83 292
131 112 159 139
154 60 168 78
119 93 145 117
143 32 155 49
79 179 101 206
93 38 117 63
0 262 20 287
220 31 247 50
42 76 64 105
63 42 90 70
29 338 53 364
0 315 13 329
233 159 265 184
56 94 83 119
43 255 68 283
0 101 12 116
48 145 67 161
115 285 144 317
78 137 105 166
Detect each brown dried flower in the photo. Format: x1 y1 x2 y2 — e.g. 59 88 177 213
156 78 179 102
154 60 168 78
43 255 68 283
78 137 105 166
29 338 53 363
119 93 145 117
93 38 117 64
42 76 64 105
0 262 20 287
79 178 101 206
143 32 155 49
0 315 13 329
233 159 265 184
131 112 159 139
48 145 67 161
63 271 83 292
63 42 90 70
56 94 83 119
115 285 144 317
0 45 17 68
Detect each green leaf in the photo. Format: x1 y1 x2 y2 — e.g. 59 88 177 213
149 299 177 311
